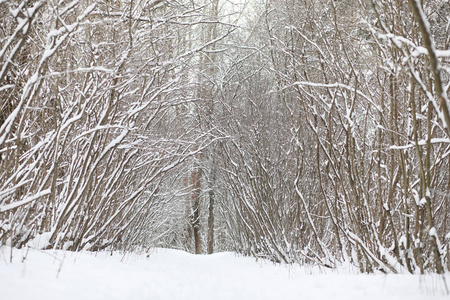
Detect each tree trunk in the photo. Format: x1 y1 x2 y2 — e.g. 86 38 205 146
207 166 215 254
191 166 202 254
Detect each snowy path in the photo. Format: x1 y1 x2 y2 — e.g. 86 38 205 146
1 247 449 300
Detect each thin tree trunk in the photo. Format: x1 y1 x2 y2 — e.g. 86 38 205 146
207 169 215 254
191 166 202 254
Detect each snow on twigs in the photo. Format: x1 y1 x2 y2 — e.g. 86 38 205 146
0 189 51 212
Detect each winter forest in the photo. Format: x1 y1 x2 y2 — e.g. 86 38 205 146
1 0 450 277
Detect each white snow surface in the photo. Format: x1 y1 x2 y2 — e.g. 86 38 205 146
1 247 449 300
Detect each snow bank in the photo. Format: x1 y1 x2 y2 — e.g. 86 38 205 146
0 247 448 300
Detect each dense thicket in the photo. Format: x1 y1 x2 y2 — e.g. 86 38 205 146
216 0 450 274
1 0 450 274
0 0 212 252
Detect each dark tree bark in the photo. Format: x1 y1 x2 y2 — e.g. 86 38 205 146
191 166 202 254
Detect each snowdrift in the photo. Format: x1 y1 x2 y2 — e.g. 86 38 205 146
1 247 449 300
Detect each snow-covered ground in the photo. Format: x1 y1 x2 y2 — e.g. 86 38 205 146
1 246 449 300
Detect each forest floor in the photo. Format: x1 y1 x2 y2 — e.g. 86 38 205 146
1 246 449 300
